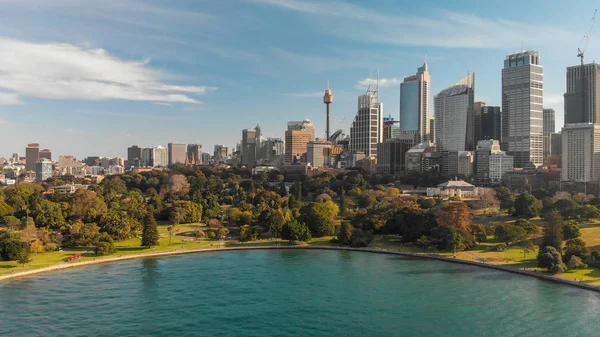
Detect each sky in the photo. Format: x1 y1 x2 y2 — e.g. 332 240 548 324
0 0 598 159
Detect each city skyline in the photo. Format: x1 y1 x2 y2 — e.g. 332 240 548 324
0 1 598 158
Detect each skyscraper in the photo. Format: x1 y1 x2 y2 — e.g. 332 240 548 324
168 143 186 166
187 143 202 165
480 106 502 141
400 62 430 142
141 148 153 167
254 124 262 160
434 73 475 151
242 128 257 166
561 123 600 182
285 119 315 164
473 101 486 143
307 139 332 168
127 145 143 169
501 50 544 168
543 108 556 162
26 143 40 171
382 115 400 140
39 149 52 160
350 93 383 157
564 63 600 124
214 145 228 163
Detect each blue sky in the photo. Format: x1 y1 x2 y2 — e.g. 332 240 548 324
0 0 598 158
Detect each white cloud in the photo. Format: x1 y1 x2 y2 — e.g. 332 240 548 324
153 102 173 107
284 92 323 98
247 0 577 49
0 38 217 104
0 92 23 106
355 78 401 89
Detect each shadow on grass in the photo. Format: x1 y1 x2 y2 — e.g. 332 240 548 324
579 222 600 229
0 265 16 269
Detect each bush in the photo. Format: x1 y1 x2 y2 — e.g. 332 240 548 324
94 241 116 256
567 255 588 270
494 243 507 252
44 243 58 252
349 229 373 248
281 220 312 243
194 230 206 238
448 196 462 201
514 219 539 234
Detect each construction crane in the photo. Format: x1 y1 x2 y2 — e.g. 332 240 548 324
578 9 597 65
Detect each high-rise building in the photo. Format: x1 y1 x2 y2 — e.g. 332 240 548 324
429 118 435 145
382 115 400 140
187 143 202 165
444 151 474 177
168 143 186 167
201 152 212 164
26 143 40 171
214 145 228 163
263 138 284 162
254 124 262 160
561 123 600 182
543 108 556 162
35 158 53 182
473 101 486 143
376 135 415 175
307 139 332 168
350 94 383 158
100 157 111 169
481 106 502 141
141 148 153 167
242 128 257 166
111 157 125 168
475 139 513 186
39 149 52 160
551 133 562 157
285 119 315 164
127 145 143 169
434 73 475 151
400 62 430 142
564 63 600 124
501 50 544 168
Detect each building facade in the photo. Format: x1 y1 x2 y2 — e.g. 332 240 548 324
306 139 332 168
214 145 228 163
242 128 257 166
561 123 600 182
481 106 502 142
400 62 431 143
168 143 186 167
489 154 514 185
26 143 40 171
39 149 52 160
349 94 383 158
564 63 600 124
35 158 52 182
376 134 415 175
127 145 143 169
285 119 315 164
543 108 556 162
434 73 475 152
501 50 544 168
473 101 486 144
187 143 202 165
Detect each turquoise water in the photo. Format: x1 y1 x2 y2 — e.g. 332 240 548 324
1 250 600 337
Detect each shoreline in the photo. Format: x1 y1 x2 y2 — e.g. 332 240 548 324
1 245 599 293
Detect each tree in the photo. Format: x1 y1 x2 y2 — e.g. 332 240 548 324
540 211 564 252
32 200 66 230
578 205 600 220
416 235 432 251
350 228 373 247
94 233 116 256
553 199 579 220
69 190 108 223
63 221 101 247
14 245 32 267
281 219 312 243
537 246 567 273
265 209 286 239
141 214 160 247
562 220 581 240
495 186 514 211
169 201 203 225
435 202 472 230
567 255 587 269
238 225 253 242
520 240 536 258
0 231 26 261
514 219 539 234
300 201 339 237
167 226 174 245
169 174 190 194
564 238 588 261
217 227 230 239
448 231 465 256
513 193 541 219
0 199 14 217
29 240 45 254
475 189 499 212
494 224 527 245
337 222 353 246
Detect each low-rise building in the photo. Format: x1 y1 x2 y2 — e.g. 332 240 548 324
427 180 479 198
